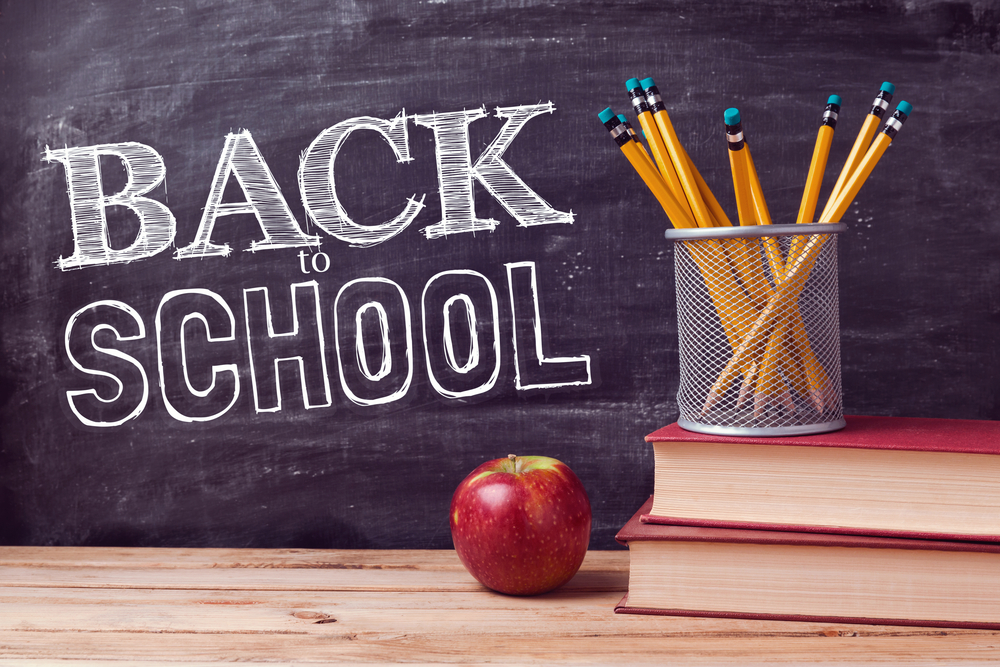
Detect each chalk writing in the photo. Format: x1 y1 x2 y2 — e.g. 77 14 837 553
45 143 175 270
46 103 573 267
299 112 424 248
52 102 592 428
62 262 589 426
177 130 320 259
422 270 501 400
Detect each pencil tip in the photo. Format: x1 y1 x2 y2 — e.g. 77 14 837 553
700 390 722 416
808 388 825 413
737 381 753 408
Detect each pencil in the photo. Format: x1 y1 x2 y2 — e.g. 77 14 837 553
819 82 894 221
641 77 714 229
598 108 696 229
724 108 756 226
626 78 693 220
796 95 841 225
679 144 732 227
745 144 785 281
822 101 912 224
618 114 658 174
700 113 776 413
723 110 783 302
718 109 774 306
748 95 844 413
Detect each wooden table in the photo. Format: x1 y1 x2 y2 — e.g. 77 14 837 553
2 548 999 664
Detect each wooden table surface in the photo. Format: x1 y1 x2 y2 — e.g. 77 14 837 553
2 547 999 665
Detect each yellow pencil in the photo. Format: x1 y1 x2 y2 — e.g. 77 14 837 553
745 144 785 281
701 110 783 413
719 109 774 307
641 77 714 229
724 108 756 226
626 78 694 220
796 95 841 225
822 100 912 224
724 113 785 333
599 108 695 229
618 114 658 175
682 138 781 403
679 144 732 227
820 82 894 221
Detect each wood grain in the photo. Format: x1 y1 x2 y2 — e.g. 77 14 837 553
2 547 1000 664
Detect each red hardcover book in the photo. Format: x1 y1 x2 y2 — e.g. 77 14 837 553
642 415 1000 541
615 497 1000 629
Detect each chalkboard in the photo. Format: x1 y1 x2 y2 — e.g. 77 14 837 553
1 0 999 549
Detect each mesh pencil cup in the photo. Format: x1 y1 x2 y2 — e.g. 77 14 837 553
664 223 847 437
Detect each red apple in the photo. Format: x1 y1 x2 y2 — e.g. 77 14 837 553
449 454 591 595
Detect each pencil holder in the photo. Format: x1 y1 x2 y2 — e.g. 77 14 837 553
665 223 847 437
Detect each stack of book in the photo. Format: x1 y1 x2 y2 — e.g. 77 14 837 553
615 415 1000 629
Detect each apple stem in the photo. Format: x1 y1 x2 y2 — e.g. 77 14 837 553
508 454 523 474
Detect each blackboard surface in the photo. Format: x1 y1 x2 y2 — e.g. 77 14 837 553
1 0 998 549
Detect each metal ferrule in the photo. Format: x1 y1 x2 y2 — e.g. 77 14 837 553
609 123 630 146
644 86 665 113
821 104 840 128
881 110 907 139
725 124 744 151
622 121 641 143
870 91 893 118
628 88 650 115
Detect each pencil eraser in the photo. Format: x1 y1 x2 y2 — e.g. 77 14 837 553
881 81 895 94
828 94 842 106
724 108 741 125
625 77 642 90
617 114 628 123
640 77 656 89
598 107 617 123
895 100 912 116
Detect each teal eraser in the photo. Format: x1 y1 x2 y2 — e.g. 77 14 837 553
598 107 617 123
724 107 741 125
896 100 912 116
639 77 656 89
828 94 842 106
881 81 895 94
617 114 628 123
625 77 642 90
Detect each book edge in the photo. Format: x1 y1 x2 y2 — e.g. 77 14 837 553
638 513 1000 544
644 415 1000 456
616 498 1000 554
612 601 1000 630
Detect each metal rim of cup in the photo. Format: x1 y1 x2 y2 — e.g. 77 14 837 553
664 222 848 241
677 417 848 438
